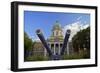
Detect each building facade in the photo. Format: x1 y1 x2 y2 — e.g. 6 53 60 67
45 21 64 56
33 21 70 57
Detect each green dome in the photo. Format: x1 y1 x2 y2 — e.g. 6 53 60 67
52 21 61 30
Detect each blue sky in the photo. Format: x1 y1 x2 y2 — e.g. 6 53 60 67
24 11 90 41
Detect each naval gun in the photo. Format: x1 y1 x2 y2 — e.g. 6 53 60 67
36 29 71 60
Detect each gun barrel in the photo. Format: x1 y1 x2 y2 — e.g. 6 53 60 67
60 29 71 55
36 29 52 56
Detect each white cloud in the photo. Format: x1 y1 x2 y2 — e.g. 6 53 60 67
31 16 89 42
63 21 89 42
76 16 82 21
32 38 41 42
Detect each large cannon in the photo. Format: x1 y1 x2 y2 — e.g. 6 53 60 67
36 29 70 60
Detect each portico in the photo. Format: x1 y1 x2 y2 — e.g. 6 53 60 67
44 21 65 56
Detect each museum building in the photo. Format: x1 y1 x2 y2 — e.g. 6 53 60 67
33 21 72 57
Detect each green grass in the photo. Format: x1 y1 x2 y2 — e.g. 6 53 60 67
62 50 90 60
25 50 90 61
25 55 49 61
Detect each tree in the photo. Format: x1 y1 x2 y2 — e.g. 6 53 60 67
24 32 33 60
72 27 90 53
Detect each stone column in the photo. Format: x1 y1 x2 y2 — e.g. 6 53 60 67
59 43 60 54
49 43 51 49
67 42 69 55
54 31 56 36
54 43 55 55
44 43 51 57
44 48 47 57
